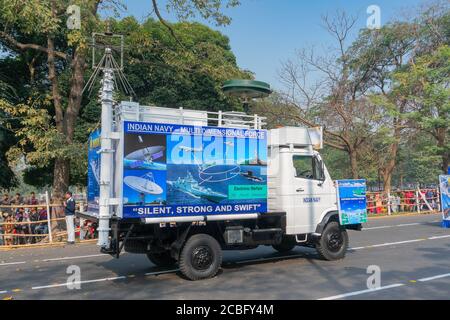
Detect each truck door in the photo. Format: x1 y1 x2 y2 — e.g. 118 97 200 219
291 154 331 234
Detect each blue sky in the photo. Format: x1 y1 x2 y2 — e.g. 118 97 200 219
107 0 427 90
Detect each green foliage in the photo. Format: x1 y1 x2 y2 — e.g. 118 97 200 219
164 0 240 26
0 10 249 189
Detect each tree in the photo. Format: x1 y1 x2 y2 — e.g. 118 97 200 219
351 22 417 192
0 0 110 196
0 0 246 194
280 12 382 178
0 76 18 189
395 45 449 174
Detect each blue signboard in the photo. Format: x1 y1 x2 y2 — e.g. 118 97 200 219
122 121 268 218
336 179 367 225
87 129 101 215
439 175 450 228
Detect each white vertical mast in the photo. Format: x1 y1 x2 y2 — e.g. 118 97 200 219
97 48 114 247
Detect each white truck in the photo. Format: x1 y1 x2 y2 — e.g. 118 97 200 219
84 101 362 281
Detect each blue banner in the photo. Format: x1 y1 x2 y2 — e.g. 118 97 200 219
87 129 101 216
439 175 450 228
122 121 268 218
336 179 367 225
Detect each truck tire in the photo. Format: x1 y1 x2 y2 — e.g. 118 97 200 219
315 221 348 261
147 251 177 268
179 234 222 281
272 235 296 253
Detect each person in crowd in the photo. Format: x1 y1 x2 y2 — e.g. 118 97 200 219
11 193 24 206
34 208 48 236
390 193 399 213
375 193 382 214
28 192 38 206
395 194 401 213
1 194 11 215
425 189 434 210
405 190 414 212
64 191 76 244
367 194 374 214
29 208 40 243
433 190 438 209
14 207 26 245
3 213 15 246
399 191 405 212
0 211 5 246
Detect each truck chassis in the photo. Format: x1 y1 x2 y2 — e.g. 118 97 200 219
98 211 359 281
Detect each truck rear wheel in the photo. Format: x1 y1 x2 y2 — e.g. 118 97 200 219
315 221 348 261
272 235 296 253
179 234 222 281
147 251 177 268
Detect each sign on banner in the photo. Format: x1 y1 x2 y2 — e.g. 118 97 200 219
336 179 368 225
87 129 101 216
439 175 450 228
122 121 268 218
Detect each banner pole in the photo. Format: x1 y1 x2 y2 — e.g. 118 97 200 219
45 191 53 243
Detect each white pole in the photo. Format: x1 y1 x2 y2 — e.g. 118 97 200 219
416 189 421 214
387 191 392 216
45 191 53 243
97 49 115 248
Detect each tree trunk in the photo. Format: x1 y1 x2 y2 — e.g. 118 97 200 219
53 158 70 198
381 126 400 193
349 148 359 179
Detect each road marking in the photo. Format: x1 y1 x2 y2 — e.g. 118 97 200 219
428 235 450 240
363 226 394 230
31 276 126 290
232 254 306 265
363 222 422 230
369 239 425 247
348 246 365 250
144 269 179 276
418 273 450 282
0 261 27 267
397 223 421 227
318 284 405 300
41 254 108 262
349 235 450 251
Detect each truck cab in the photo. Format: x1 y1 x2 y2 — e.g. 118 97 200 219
268 127 338 235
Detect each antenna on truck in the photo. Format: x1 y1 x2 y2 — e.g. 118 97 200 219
83 24 136 99
222 79 272 113
83 24 135 248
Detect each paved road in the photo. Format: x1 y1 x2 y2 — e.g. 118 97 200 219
0 213 449 300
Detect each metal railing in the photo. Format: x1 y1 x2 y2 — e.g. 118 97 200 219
0 192 95 249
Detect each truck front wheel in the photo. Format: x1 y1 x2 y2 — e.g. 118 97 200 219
315 221 348 261
179 234 222 281
147 251 177 268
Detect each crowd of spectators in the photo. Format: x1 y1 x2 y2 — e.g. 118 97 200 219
367 189 439 215
0 192 49 246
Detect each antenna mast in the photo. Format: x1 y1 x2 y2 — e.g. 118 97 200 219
84 27 135 248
